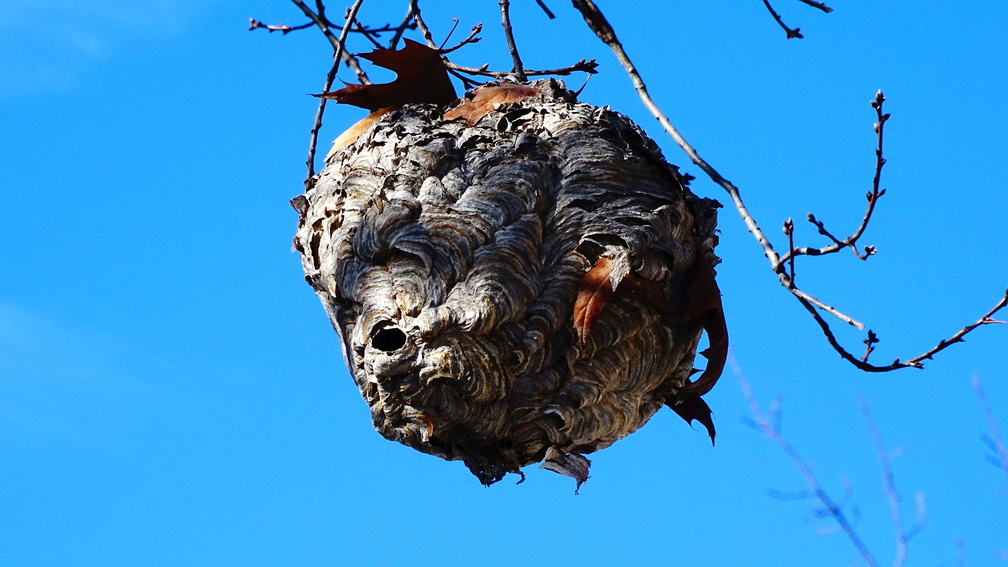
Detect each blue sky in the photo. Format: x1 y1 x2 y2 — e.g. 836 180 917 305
2 1 1007 565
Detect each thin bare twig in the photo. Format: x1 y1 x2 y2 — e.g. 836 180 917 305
411 0 594 84
796 0 834 13
445 59 598 79
439 23 482 55
734 360 878 567
861 398 925 567
571 0 1007 373
900 292 1008 368
973 375 1008 477
409 0 435 47
762 0 804 38
783 218 796 283
248 18 315 34
388 5 416 49
289 0 369 83
781 90 889 264
499 0 527 81
535 0 556 19
249 17 407 36
302 0 364 186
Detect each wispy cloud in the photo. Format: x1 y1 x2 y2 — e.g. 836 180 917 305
0 300 162 447
0 0 190 98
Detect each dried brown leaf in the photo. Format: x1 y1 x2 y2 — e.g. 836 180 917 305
680 262 728 397
317 39 456 110
444 83 540 125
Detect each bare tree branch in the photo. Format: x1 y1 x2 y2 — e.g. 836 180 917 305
796 0 834 13
973 375 1008 478
410 0 595 85
301 0 365 186
762 0 804 39
570 0 1007 373
388 5 416 49
535 0 556 19
781 90 889 264
734 360 879 566
439 23 483 54
288 0 370 83
248 18 315 34
499 0 527 80
861 398 925 567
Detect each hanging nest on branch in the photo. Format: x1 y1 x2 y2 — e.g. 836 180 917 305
292 78 726 489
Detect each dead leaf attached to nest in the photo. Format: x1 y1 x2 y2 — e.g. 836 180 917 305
321 40 457 154
444 83 541 125
317 39 456 110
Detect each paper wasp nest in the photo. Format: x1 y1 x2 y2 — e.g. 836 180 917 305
293 79 724 488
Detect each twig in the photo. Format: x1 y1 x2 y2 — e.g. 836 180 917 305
796 0 834 13
354 19 384 49
571 0 1008 373
973 375 1008 477
388 5 416 49
302 0 364 186
861 397 925 567
248 18 315 34
445 59 598 79
535 0 556 19
249 17 407 36
781 90 889 264
499 0 527 81
861 330 879 363
899 291 1008 367
410 0 593 85
734 360 879 567
439 23 482 55
762 0 804 39
289 0 369 83
409 0 436 47
783 218 796 283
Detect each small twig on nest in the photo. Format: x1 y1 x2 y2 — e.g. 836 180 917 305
762 0 804 39
735 361 879 567
446 59 598 79
861 398 925 567
499 0 527 81
571 0 1007 373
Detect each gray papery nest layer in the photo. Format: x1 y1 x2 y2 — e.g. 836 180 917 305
293 79 722 488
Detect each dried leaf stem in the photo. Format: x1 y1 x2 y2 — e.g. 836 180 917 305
571 0 1007 373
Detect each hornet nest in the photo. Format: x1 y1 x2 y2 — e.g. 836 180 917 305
292 79 726 489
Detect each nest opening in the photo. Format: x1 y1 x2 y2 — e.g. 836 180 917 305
372 327 408 352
